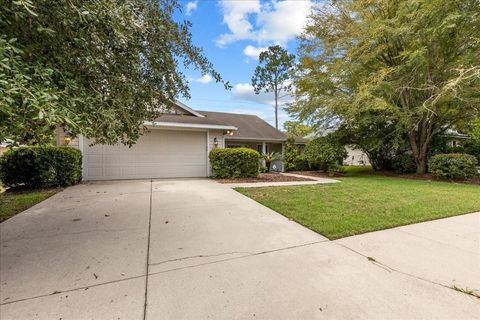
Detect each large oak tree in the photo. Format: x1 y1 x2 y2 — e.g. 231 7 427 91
0 0 228 146
289 0 480 173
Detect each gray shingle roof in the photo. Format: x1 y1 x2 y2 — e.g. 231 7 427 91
153 111 286 141
199 111 286 141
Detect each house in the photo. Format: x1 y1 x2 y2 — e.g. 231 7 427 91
57 102 286 180
442 129 470 148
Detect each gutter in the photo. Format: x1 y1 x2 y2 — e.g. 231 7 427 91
143 121 237 131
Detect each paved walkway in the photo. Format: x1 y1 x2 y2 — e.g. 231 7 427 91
225 172 338 188
0 179 478 319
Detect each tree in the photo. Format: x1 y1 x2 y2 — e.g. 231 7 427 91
0 0 228 146
289 0 480 173
303 136 347 172
283 120 313 138
336 112 405 171
252 45 295 129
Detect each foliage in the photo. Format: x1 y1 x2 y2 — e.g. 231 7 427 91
209 148 260 178
0 0 227 146
284 139 311 171
463 141 480 163
289 0 480 174
262 152 281 171
0 146 82 188
303 136 347 172
252 45 295 129
283 120 313 138
392 154 417 173
428 154 478 179
335 113 404 170
238 175 480 239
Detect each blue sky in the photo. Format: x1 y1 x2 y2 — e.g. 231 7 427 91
176 0 313 128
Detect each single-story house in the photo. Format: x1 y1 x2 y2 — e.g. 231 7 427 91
57 102 286 180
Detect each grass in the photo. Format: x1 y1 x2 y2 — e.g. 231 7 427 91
237 167 480 239
0 188 61 223
451 286 480 299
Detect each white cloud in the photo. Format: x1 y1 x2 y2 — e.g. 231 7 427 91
216 0 312 47
232 82 294 106
243 45 268 60
216 0 261 47
195 74 213 84
186 0 198 16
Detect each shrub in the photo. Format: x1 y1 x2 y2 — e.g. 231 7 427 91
392 154 416 173
463 140 480 163
209 148 260 178
428 153 478 179
0 146 82 188
304 137 347 172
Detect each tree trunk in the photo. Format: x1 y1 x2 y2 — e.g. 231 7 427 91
416 155 427 174
274 90 278 129
408 121 434 174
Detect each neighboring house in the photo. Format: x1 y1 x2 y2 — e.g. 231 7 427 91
343 146 370 166
57 102 286 180
442 129 470 148
301 131 371 166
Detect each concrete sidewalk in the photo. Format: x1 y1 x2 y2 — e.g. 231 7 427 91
225 172 338 188
1 179 479 319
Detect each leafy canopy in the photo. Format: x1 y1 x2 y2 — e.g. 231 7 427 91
289 0 480 173
0 0 228 146
283 120 313 138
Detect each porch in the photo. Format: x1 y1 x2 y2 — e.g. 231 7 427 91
224 139 285 171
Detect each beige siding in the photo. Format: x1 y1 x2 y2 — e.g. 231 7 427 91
208 130 225 151
207 130 225 176
344 146 370 166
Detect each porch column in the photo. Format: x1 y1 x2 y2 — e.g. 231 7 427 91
281 142 285 172
261 142 266 167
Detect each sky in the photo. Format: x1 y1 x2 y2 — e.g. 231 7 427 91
176 0 314 129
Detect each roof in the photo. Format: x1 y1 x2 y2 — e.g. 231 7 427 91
198 111 286 141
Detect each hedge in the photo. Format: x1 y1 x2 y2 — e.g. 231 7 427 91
392 154 416 173
428 153 478 179
209 147 260 178
0 146 82 188
303 137 347 172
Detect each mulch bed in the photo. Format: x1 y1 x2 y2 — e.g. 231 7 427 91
289 171 343 178
290 170 480 185
215 172 315 184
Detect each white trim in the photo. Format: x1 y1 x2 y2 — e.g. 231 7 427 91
206 130 210 176
225 137 286 142
78 135 86 180
144 121 237 131
174 101 205 118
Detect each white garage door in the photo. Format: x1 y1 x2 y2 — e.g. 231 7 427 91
83 130 207 180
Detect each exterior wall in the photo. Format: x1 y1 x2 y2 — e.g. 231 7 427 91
208 130 225 151
56 127 80 148
207 129 225 176
344 146 370 166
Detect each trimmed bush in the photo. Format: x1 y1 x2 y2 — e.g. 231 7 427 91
209 147 260 178
304 137 347 172
428 153 478 179
0 146 82 188
392 154 416 173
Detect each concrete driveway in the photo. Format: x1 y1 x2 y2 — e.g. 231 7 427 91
0 179 479 319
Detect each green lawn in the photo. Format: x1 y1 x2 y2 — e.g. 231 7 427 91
237 170 480 239
0 188 60 223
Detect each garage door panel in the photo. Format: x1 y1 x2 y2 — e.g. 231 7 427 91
83 130 207 180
